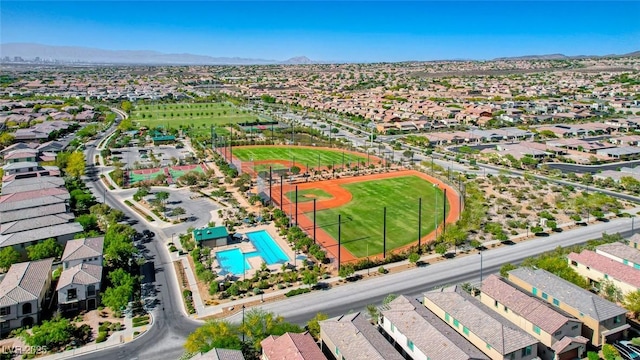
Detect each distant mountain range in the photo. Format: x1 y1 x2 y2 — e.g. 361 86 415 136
493 51 640 61
1 43 639 65
0 43 316 65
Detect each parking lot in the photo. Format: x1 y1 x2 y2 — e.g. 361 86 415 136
113 145 194 169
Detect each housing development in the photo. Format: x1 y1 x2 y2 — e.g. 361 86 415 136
0 52 639 360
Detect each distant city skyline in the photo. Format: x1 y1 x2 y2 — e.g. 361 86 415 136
2 1 639 62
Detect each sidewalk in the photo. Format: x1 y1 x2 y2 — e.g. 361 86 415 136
37 314 153 360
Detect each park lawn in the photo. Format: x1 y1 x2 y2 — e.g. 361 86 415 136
131 102 259 130
232 147 368 170
310 176 448 258
285 188 333 204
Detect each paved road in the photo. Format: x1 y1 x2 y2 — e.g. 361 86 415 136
226 217 636 326
545 160 640 174
80 112 201 360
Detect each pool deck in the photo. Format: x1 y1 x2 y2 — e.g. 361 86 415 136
209 223 296 279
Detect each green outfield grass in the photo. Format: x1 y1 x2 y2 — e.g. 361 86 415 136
131 102 259 132
285 188 333 204
232 146 368 170
310 176 448 257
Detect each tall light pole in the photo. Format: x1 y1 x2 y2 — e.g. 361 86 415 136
479 250 484 284
242 304 245 342
433 184 439 239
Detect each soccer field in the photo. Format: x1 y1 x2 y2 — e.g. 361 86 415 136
309 176 447 258
131 102 259 133
232 146 369 169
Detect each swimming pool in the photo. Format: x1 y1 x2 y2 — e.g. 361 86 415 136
215 230 289 275
246 230 289 264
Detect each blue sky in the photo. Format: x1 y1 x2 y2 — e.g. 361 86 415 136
2 1 639 62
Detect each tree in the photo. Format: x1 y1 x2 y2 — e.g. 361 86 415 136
408 252 420 266
171 207 186 217
133 187 149 201
600 279 623 303
302 270 318 288
624 290 640 318
65 151 86 179
102 269 135 313
366 304 379 323
121 100 132 113
156 191 169 204
290 165 301 175
27 238 63 261
104 224 137 268
76 214 98 232
0 247 21 271
241 308 303 351
0 132 14 148
602 344 621 360
383 293 398 305
306 312 328 340
500 263 518 278
338 264 355 280
435 242 448 256
402 150 414 160
19 316 76 350
184 320 243 354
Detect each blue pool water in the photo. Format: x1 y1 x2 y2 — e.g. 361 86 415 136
216 230 289 275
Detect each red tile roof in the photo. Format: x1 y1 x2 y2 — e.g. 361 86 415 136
568 250 640 288
261 332 326 360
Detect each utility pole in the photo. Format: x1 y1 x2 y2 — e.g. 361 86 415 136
338 214 341 271
383 207 387 259
418 197 422 253
313 199 317 243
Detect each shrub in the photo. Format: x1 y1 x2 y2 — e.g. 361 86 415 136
378 266 388 274
96 331 108 343
285 288 311 297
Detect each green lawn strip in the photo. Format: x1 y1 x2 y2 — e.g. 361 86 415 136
232 147 367 169
254 163 288 173
310 176 448 257
285 188 333 203
132 102 259 129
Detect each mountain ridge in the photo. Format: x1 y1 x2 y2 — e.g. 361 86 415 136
1 43 639 65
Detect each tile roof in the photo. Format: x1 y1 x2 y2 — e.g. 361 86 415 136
0 203 68 224
190 348 245 360
61 237 104 262
261 332 327 360
0 258 53 307
56 263 102 289
629 233 640 247
0 213 74 235
596 242 640 266
424 286 538 356
0 187 68 204
508 268 627 321
551 336 589 353
481 275 578 334
568 250 640 288
0 222 83 247
0 176 65 194
381 295 488 360
320 312 404 360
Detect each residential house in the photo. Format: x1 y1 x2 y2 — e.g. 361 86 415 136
596 242 640 271
319 312 404 360
55 237 104 312
193 226 229 248
379 295 489 360
261 332 327 360
568 250 640 294
480 275 587 360
0 258 54 335
0 176 65 195
423 285 539 360
1 148 38 164
507 268 628 346
188 349 245 360
596 146 640 160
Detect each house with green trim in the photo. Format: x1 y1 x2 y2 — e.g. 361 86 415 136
192 226 229 248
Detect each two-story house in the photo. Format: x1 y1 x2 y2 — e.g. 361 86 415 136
56 237 104 312
567 250 640 294
595 242 640 270
508 268 629 346
423 285 539 360
320 312 404 360
0 258 54 335
379 295 489 360
480 275 587 360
